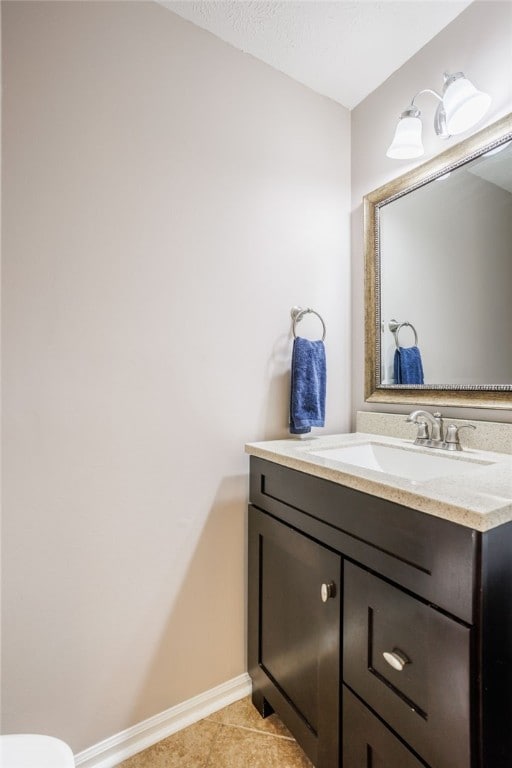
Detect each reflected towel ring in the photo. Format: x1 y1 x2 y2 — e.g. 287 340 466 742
389 319 418 349
291 306 326 341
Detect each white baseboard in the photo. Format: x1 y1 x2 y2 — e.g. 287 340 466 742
74 673 252 768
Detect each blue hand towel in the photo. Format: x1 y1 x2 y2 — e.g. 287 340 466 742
393 345 424 385
290 337 326 434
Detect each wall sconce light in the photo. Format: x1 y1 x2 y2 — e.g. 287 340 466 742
386 72 491 160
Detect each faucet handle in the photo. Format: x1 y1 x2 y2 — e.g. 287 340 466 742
405 415 429 443
444 423 476 451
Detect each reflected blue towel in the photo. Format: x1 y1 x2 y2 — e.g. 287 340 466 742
394 345 424 384
290 337 326 434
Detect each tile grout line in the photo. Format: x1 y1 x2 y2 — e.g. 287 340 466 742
203 722 301 768
212 721 296 741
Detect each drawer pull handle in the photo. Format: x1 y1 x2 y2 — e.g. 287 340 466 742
383 649 410 671
321 582 336 602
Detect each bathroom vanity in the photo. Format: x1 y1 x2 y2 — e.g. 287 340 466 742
246 428 512 768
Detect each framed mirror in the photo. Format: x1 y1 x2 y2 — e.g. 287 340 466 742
364 112 512 409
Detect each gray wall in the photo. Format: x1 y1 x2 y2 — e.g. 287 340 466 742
1 1 351 751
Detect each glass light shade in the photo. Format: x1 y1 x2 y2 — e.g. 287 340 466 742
386 116 424 159
443 76 491 135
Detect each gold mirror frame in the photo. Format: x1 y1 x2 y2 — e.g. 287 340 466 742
364 112 512 410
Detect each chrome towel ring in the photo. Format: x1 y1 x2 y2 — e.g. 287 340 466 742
291 306 326 341
389 319 418 349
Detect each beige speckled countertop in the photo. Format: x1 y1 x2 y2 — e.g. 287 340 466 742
245 433 512 532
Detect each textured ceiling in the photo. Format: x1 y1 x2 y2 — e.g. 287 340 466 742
159 1 472 108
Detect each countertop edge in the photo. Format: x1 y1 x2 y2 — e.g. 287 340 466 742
245 441 512 533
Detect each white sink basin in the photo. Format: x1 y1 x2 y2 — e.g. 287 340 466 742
308 442 495 482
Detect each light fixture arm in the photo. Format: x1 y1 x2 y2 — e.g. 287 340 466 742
408 89 448 138
410 88 443 107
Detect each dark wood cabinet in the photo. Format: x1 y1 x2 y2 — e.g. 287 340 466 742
343 687 427 768
248 505 342 767
248 456 512 768
343 562 471 768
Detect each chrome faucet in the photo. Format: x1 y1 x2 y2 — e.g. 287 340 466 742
407 409 444 447
407 410 476 451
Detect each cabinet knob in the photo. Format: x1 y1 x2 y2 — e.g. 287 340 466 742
321 582 336 602
383 649 410 671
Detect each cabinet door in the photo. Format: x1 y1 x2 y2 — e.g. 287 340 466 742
248 505 342 768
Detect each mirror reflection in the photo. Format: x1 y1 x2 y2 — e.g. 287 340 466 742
365 113 512 408
380 139 512 386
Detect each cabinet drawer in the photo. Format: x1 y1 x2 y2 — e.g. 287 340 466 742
343 562 471 768
343 687 427 768
250 457 476 622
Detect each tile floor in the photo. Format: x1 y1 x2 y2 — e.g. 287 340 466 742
118 696 314 768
